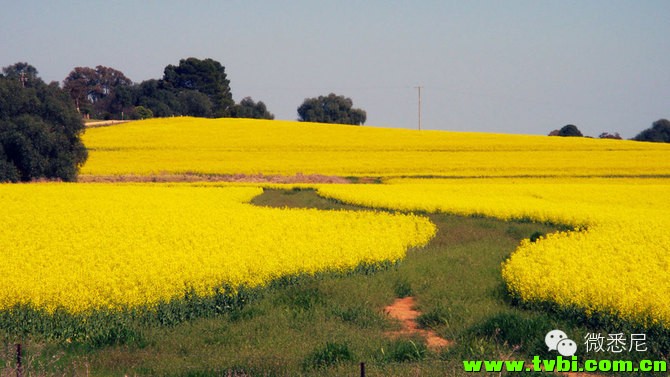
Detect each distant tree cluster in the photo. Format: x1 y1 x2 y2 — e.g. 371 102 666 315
634 119 670 143
598 132 622 140
548 124 583 137
230 97 274 119
8 57 375 127
297 93 366 125
548 120 670 143
0 63 87 182
62 58 274 121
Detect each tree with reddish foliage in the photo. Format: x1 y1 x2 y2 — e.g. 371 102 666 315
63 65 133 118
598 132 622 140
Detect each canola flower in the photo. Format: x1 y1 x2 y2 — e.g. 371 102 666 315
316 178 670 327
82 117 670 178
19 117 670 330
0 183 435 314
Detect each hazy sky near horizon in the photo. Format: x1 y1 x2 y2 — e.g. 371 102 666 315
1 1 668 137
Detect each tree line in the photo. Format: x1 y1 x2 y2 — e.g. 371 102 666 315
0 56 668 183
550 121 670 143
0 57 368 182
62 58 274 121
59 57 366 126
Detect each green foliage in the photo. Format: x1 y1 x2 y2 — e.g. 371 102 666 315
0 67 87 182
59 58 275 120
556 124 583 137
177 90 213 118
230 96 275 119
2 62 40 87
0 151 19 181
297 93 367 125
132 105 153 120
634 118 670 143
163 57 234 117
135 79 181 117
304 342 354 369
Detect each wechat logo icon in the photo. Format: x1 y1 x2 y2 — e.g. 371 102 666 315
545 329 577 357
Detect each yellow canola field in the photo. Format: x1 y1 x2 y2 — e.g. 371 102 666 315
316 178 670 326
0 183 435 314
82 117 670 177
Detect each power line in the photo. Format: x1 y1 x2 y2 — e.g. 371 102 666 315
415 85 422 130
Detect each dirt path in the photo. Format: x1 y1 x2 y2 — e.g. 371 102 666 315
84 120 129 128
384 297 453 350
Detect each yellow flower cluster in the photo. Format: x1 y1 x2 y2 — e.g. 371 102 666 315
82 117 670 177
0 183 435 314
316 178 670 326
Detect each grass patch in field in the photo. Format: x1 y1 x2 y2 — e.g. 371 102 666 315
379 338 428 363
416 303 452 330
392 278 414 298
303 342 354 370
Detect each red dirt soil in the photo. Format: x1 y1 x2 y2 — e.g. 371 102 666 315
384 297 453 350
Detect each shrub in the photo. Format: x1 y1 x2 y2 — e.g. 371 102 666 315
133 106 153 120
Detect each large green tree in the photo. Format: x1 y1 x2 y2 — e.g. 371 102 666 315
163 58 234 117
0 64 87 182
297 93 366 125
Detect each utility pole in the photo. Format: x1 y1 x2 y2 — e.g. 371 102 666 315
415 85 422 130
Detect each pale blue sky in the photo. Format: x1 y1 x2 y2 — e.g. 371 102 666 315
1 1 668 137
